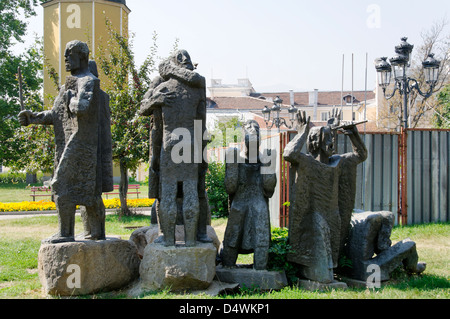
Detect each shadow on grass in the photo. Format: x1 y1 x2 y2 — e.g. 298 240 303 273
105 213 152 228
388 273 450 291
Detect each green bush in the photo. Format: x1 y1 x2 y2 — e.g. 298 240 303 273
205 162 229 218
268 227 299 284
0 172 26 184
0 172 44 185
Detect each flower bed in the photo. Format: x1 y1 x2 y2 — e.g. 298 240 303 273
103 198 155 209
0 198 155 213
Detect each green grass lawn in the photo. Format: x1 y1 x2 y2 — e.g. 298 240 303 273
0 213 448 299
0 183 37 203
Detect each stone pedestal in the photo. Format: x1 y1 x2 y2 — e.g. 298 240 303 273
297 279 348 291
38 238 140 296
215 265 288 290
130 225 221 258
139 242 217 292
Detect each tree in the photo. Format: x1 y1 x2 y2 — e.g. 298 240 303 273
208 117 243 149
408 19 450 127
0 0 39 58
435 83 450 128
96 19 158 216
4 38 55 175
0 0 52 174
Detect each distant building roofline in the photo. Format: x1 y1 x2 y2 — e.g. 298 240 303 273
42 0 130 12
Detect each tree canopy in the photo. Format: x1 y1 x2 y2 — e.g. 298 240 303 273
0 0 51 173
435 83 450 128
96 19 162 215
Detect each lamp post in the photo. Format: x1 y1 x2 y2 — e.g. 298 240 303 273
262 96 297 132
375 37 441 129
375 37 440 226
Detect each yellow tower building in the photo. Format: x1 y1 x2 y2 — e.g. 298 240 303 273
42 0 130 106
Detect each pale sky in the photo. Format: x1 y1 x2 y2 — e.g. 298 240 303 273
14 0 450 93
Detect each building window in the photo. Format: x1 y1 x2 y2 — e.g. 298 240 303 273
321 112 328 121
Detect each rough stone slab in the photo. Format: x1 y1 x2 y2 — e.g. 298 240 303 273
130 225 221 259
339 276 390 289
191 280 240 296
127 279 239 298
215 265 288 290
38 238 140 296
129 225 155 258
297 279 348 291
139 242 217 292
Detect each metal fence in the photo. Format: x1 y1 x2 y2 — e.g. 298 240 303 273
337 132 400 221
271 128 449 227
407 129 450 224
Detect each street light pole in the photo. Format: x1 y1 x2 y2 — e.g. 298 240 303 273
402 73 409 129
262 96 297 132
375 37 441 225
375 37 440 130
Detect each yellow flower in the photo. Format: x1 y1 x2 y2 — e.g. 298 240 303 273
0 198 155 212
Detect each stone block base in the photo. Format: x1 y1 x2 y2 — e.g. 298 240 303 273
38 238 140 296
215 265 288 290
130 225 221 258
139 242 217 292
297 279 348 291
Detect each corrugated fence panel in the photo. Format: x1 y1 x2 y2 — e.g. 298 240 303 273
439 131 449 223
263 133 281 228
408 130 449 224
336 132 399 223
277 128 448 226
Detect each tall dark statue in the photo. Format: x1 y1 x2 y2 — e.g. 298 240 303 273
19 40 113 243
139 50 209 247
221 120 277 270
283 109 368 283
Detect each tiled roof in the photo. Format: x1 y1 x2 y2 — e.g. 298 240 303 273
208 90 376 110
207 90 386 132
253 90 376 106
208 96 271 110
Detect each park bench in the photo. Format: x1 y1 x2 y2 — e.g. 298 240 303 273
29 186 52 201
104 184 141 199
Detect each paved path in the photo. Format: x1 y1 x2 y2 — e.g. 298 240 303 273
0 208 152 220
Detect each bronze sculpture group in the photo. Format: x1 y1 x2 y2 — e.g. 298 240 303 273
19 41 425 287
283 110 368 282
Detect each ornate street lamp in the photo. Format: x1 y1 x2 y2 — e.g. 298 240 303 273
375 37 441 225
262 96 297 132
375 57 392 89
422 53 441 85
375 37 440 129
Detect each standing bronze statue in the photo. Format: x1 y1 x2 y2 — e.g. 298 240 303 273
283 109 367 283
19 40 113 243
221 120 277 270
139 50 209 247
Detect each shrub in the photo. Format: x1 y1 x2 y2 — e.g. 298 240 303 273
0 172 27 184
205 162 229 218
268 227 299 284
0 172 44 184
